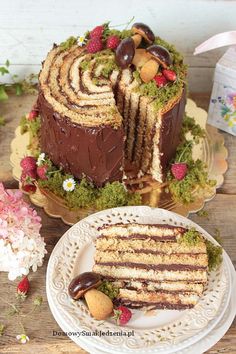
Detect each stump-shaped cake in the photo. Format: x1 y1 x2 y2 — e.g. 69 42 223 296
38 22 186 187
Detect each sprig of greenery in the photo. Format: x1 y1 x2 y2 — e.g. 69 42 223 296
0 324 5 336
0 116 6 126
167 115 216 204
0 60 37 102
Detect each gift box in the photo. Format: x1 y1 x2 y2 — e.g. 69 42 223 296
194 32 236 136
208 46 236 135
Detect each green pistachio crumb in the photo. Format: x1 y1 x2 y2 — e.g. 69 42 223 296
96 182 141 210
179 228 203 246
59 36 78 50
97 281 119 300
206 240 223 271
167 114 216 204
197 210 209 218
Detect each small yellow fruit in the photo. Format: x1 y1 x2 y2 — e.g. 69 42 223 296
84 289 113 320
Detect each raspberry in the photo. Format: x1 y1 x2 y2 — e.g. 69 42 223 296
21 183 37 194
90 25 104 39
21 170 37 183
37 165 48 180
21 170 37 193
28 110 38 121
17 276 30 300
20 156 37 172
162 69 177 82
153 74 168 87
106 35 120 50
87 38 103 53
113 306 132 326
171 163 188 180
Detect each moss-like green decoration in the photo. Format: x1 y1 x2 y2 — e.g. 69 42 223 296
167 115 216 204
179 228 203 246
97 281 119 300
206 240 223 271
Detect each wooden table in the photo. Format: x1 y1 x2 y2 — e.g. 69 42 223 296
0 92 235 353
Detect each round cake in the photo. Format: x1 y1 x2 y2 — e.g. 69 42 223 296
38 22 187 187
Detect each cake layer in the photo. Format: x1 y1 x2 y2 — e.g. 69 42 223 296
92 264 208 283
111 280 204 295
118 289 199 307
116 300 194 310
98 223 186 239
95 237 207 254
94 251 208 268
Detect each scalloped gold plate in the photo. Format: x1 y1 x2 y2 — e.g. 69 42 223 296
10 99 228 225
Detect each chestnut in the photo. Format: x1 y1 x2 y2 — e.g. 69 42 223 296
140 45 172 83
68 272 102 300
131 22 155 48
147 45 172 68
115 37 135 69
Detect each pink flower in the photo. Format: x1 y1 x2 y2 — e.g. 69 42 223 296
0 183 46 280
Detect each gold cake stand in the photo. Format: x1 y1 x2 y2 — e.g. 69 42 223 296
10 99 228 225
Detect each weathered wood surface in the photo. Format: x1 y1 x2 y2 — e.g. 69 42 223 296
1 0 236 92
0 93 235 353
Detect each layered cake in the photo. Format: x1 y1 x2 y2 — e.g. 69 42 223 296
93 223 208 309
38 22 187 187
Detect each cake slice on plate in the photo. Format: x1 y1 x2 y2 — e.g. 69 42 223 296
93 223 208 310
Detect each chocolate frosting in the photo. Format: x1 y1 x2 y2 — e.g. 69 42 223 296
159 88 186 175
38 90 124 187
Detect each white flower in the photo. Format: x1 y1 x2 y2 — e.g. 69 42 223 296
36 153 45 166
16 334 29 344
63 178 76 192
78 36 86 47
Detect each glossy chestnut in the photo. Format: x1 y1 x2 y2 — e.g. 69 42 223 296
115 37 135 69
68 272 102 300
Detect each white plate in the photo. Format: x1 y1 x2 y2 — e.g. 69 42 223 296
47 252 236 354
46 206 232 353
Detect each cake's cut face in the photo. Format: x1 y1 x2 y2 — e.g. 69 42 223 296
93 223 208 310
38 23 187 187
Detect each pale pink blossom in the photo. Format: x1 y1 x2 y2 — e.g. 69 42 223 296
0 183 47 280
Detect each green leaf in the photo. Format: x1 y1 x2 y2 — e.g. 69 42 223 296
0 66 9 75
14 83 23 96
0 85 8 100
0 323 5 336
0 116 6 126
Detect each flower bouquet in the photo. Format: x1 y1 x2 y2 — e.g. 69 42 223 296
0 183 47 280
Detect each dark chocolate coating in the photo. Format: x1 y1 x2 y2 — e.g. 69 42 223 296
38 90 124 187
159 87 186 175
132 22 155 43
115 38 135 69
68 272 101 300
147 45 172 68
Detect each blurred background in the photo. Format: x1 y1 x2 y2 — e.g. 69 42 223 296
0 0 235 92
